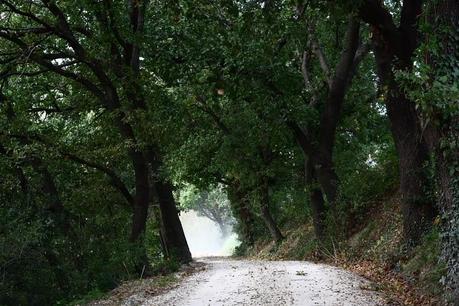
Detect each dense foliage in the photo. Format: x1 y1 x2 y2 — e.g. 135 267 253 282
0 0 457 304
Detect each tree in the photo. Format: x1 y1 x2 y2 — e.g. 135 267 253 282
288 9 368 240
356 0 437 247
180 185 234 237
0 0 191 264
397 0 459 299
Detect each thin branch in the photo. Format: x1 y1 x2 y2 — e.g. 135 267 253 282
1 1 53 29
5 133 134 208
0 68 49 78
309 27 332 88
286 121 314 156
194 96 231 135
0 26 51 36
348 42 371 82
62 151 134 207
301 50 318 107
28 106 76 113
0 30 105 100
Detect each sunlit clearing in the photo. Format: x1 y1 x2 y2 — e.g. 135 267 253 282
180 210 240 258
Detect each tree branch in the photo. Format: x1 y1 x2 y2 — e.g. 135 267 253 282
1 1 53 30
5 133 134 208
358 0 403 57
62 151 134 208
301 50 318 106
309 28 332 88
194 96 231 135
127 0 149 73
318 17 361 153
0 29 106 100
331 18 361 87
399 0 423 58
348 42 371 82
286 121 314 155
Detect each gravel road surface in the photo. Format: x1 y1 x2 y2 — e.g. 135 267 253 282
142 258 385 306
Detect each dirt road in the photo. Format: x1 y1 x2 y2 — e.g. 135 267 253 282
142 258 385 306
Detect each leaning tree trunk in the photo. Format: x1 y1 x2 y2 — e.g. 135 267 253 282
129 150 151 243
227 182 256 246
154 180 192 263
148 149 191 264
259 176 284 242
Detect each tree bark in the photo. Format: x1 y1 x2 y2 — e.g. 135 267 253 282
259 176 284 242
423 0 459 300
387 90 435 245
312 154 339 205
227 182 256 246
129 151 150 242
258 146 284 242
374 41 436 246
376 42 435 244
305 159 328 241
148 149 191 264
359 0 437 246
153 180 192 263
313 18 360 205
287 18 361 240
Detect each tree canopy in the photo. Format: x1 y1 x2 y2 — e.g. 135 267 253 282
0 0 458 304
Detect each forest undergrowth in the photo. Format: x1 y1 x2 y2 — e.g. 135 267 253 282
246 195 444 306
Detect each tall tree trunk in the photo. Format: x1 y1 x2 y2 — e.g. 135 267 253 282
111 113 151 246
288 18 361 240
258 147 284 242
305 159 328 241
289 123 329 241
148 149 191 263
313 18 361 207
372 38 436 246
387 94 435 245
129 151 150 243
154 180 192 263
359 1 438 247
423 0 459 300
227 182 256 246
312 153 339 206
122 150 152 275
259 176 284 242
